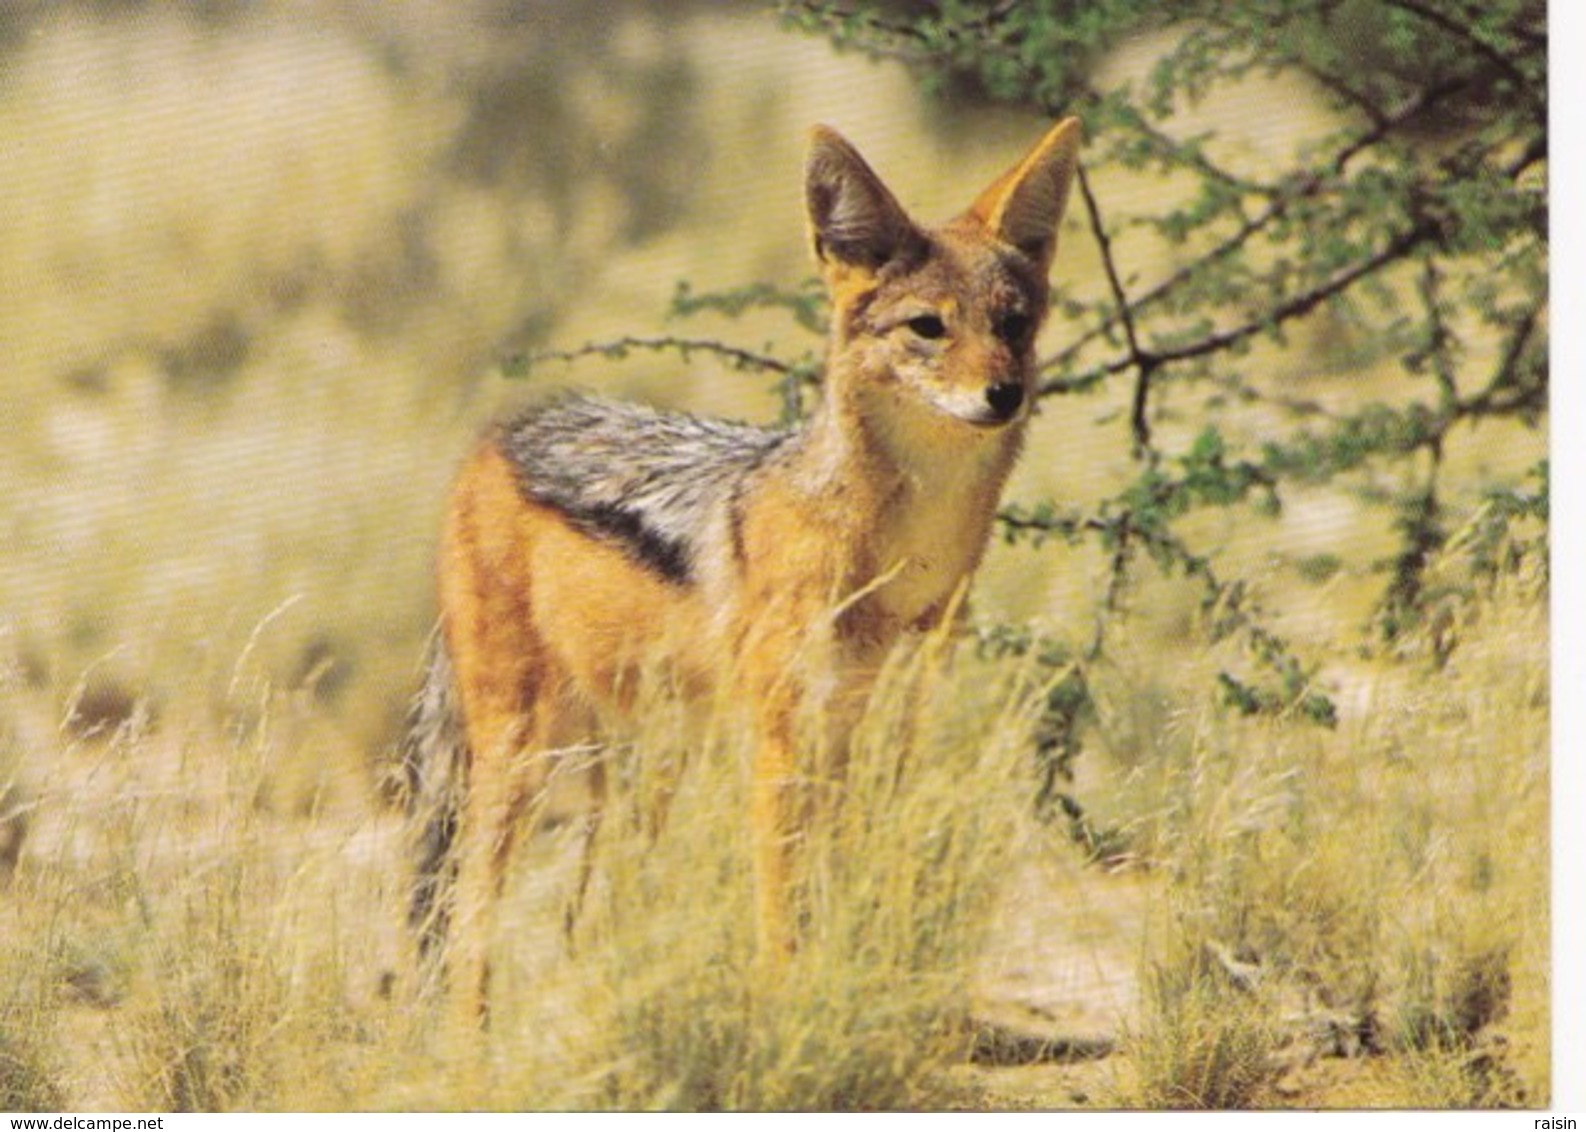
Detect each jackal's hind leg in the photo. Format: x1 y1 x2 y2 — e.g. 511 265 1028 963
562 756 605 948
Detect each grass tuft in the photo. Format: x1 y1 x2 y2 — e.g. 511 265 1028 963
1130 948 1278 1109
460 643 1046 1111
0 986 66 1112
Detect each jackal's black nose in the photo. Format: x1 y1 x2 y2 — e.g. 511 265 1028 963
985 382 1025 420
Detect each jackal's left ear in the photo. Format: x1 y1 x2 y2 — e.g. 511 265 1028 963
806 125 925 272
965 118 1082 273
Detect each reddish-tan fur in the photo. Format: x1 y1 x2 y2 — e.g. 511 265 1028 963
414 119 1083 1028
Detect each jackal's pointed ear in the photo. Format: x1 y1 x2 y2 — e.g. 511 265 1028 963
964 118 1082 274
806 126 924 271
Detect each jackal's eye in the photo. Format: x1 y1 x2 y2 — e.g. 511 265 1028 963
996 312 1033 345
905 314 947 340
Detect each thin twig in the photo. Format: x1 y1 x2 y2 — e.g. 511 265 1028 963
1458 305 1544 420
506 336 799 377
1044 219 1438 399
1151 220 1437 368
1417 257 1462 409
1075 163 1156 458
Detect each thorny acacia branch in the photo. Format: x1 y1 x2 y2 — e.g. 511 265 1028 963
505 335 801 378
1038 77 1471 392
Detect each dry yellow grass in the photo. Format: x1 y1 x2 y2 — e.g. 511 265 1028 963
3 592 1554 1108
0 539 1547 1110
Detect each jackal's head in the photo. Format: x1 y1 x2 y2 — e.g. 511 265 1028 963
806 119 1081 433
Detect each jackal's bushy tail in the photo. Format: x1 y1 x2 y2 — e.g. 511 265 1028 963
399 630 466 967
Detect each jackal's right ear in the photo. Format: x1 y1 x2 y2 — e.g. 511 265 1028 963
805 126 924 272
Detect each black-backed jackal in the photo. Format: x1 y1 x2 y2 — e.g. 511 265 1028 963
403 118 1083 1026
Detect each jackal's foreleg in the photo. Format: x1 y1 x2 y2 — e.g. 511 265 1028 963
749 707 799 965
739 595 834 968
